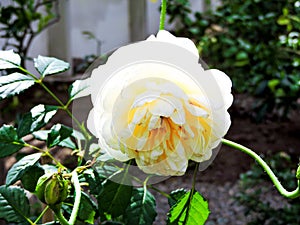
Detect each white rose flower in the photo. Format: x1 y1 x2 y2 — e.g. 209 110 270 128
86 30 233 176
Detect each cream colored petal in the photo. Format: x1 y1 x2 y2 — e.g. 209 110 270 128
149 98 175 117
209 69 233 109
155 30 199 57
185 103 209 117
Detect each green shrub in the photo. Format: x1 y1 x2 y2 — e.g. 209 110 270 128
167 0 300 120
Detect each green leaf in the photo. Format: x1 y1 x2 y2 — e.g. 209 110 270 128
94 163 122 179
167 190 210 225
78 192 98 224
234 60 249 67
236 51 248 60
33 127 78 150
46 124 75 148
0 185 30 223
62 191 97 224
98 174 133 219
0 125 25 158
21 164 45 192
168 189 188 207
124 188 157 225
34 55 70 77
0 73 35 100
277 16 290 25
68 79 90 100
268 79 280 92
6 153 42 185
17 104 58 137
0 50 21 69
82 169 104 196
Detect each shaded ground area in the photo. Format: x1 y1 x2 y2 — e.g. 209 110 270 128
0 81 299 224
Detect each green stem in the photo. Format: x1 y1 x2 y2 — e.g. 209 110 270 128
34 205 49 224
148 185 171 198
20 66 91 142
160 0 167 30
222 138 300 199
182 163 199 225
69 171 81 225
23 143 66 169
19 66 39 80
53 206 69 225
38 81 65 107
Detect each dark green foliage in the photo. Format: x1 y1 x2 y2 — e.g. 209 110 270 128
124 188 157 225
167 0 300 120
6 153 42 185
17 104 58 137
63 192 98 224
97 176 133 219
0 185 30 223
0 125 25 158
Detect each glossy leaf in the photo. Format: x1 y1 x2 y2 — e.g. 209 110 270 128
0 125 25 158
78 192 98 224
82 169 104 196
33 127 77 150
17 104 58 137
21 164 45 192
6 153 42 185
98 174 133 218
0 185 30 223
0 50 21 69
167 190 209 225
168 188 188 207
124 188 157 225
68 79 90 100
0 73 35 100
46 124 75 148
34 55 70 77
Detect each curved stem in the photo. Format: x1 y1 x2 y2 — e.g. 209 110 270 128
53 207 69 225
69 171 81 225
222 138 300 199
160 0 167 30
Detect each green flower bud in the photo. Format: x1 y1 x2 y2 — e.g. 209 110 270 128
35 173 69 206
35 173 53 203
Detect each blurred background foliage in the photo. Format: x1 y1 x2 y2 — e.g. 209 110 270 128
167 0 300 121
